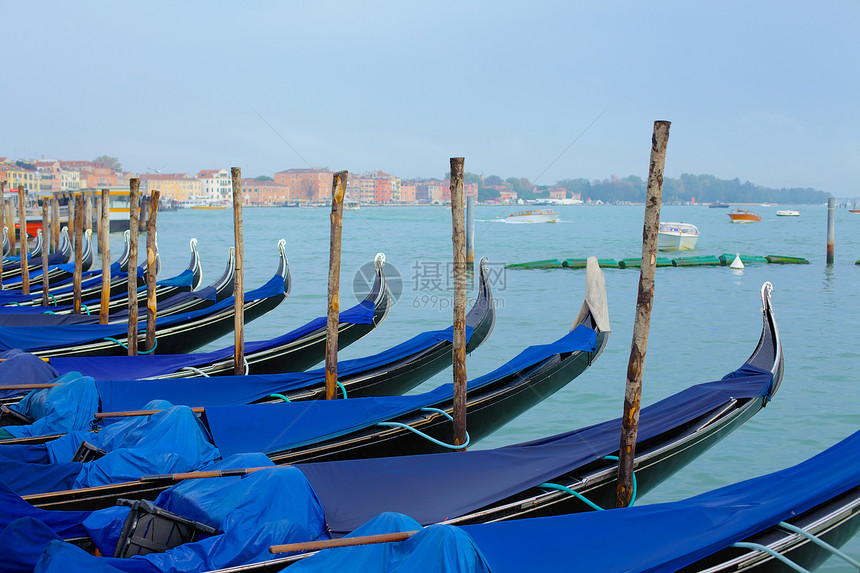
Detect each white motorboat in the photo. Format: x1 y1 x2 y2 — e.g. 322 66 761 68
505 209 559 223
776 209 799 216
657 222 699 251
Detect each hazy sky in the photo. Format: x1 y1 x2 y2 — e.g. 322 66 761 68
4 2 858 195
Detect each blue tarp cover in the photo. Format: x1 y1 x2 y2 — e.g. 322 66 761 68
7 454 329 573
204 325 595 457
94 319 451 410
47 294 375 380
297 364 774 534
0 273 283 352
0 349 60 400
0 403 220 495
3 373 96 438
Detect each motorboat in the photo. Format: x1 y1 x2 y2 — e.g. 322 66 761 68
657 222 699 251
505 209 559 223
728 208 761 223
709 201 729 208
776 210 799 216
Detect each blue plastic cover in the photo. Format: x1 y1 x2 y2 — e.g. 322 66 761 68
0 273 284 352
0 479 93 539
27 454 329 573
204 325 595 457
289 513 491 573
462 428 860 573
3 374 97 438
0 403 220 495
298 364 774 534
154 268 195 288
0 349 60 400
94 324 469 412
46 286 372 381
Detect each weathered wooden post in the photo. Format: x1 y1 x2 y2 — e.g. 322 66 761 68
450 157 468 449
466 195 475 271
6 200 14 258
231 168 245 375
83 193 93 234
145 191 160 352
17 185 29 294
127 179 140 355
40 201 50 306
826 197 835 266
325 171 347 399
99 189 111 324
0 182 5 289
67 193 74 243
615 121 670 508
72 195 84 314
50 195 60 252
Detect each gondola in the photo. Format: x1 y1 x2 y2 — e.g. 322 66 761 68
1 228 91 290
0 257 491 438
0 238 207 321
243 430 860 573
0 285 787 572
39 252 398 379
0 227 73 283
0 258 592 500
0 241 290 358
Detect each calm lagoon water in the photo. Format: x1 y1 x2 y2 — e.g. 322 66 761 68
116 203 860 568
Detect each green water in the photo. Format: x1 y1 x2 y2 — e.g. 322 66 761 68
123 203 860 569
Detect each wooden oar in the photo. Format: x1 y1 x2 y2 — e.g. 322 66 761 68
270 531 419 554
0 383 59 391
0 357 50 363
138 466 271 482
94 406 205 419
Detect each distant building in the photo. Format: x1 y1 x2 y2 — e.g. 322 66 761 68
196 169 231 201
274 169 333 203
139 173 202 201
242 179 290 205
60 160 119 189
399 182 417 203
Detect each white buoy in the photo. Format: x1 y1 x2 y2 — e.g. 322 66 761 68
730 253 744 269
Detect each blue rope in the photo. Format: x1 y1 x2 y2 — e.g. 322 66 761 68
42 310 56 314
49 294 56 305
732 542 810 572
778 521 860 568
337 381 347 399
538 482 605 511
269 393 290 402
81 304 90 315
103 337 158 354
376 406 470 449
603 455 637 506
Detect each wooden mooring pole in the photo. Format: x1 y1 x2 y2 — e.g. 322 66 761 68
826 197 835 266
0 182 5 289
51 195 60 252
325 171 347 399
466 195 475 271
40 202 50 306
231 168 245 375
99 189 111 324
6 200 14 259
145 190 160 353
72 194 84 314
17 186 29 294
616 120 671 508
450 157 468 449
127 178 140 355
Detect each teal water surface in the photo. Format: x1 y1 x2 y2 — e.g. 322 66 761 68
116 203 860 569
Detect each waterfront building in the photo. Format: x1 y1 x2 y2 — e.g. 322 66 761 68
274 169 332 203
196 168 231 201
242 179 290 205
139 173 202 202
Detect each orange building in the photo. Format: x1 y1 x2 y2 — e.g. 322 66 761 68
59 160 119 189
242 179 291 205
274 169 332 203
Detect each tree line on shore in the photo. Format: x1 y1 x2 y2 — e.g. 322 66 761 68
469 172 829 204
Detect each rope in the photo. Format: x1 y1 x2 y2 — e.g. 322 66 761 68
179 366 209 377
49 294 56 305
81 304 90 315
269 393 290 402
103 337 158 354
538 482 605 511
538 455 638 510
376 407 470 449
337 381 347 399
731 542 810 572
778 521 860 568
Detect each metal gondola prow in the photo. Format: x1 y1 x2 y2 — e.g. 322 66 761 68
276 239 291 296
745 281 784 398
464 258 495 353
